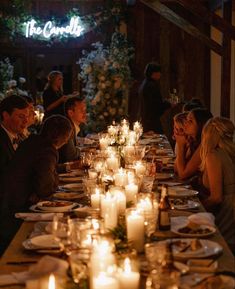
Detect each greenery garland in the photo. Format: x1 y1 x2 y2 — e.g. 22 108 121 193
0 0 126 44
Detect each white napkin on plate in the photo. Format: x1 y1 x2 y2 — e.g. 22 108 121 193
188 212 215 227
15 212 63 221
0 256 68 286
171 213 215 229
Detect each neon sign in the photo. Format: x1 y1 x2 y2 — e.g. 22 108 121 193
25 17 84 39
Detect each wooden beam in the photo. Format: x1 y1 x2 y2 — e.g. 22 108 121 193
170 0 235 40
141 0 223 55
221 0 232 117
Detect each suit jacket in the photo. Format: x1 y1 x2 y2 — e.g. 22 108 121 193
0 134 59 248
0 126 15 175
138 78 171 133
58 123 80 163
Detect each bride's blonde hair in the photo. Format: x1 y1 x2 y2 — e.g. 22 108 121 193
200 117 235 171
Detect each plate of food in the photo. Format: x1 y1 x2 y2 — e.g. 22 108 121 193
181 273 235 289
168 187 199 198
31 200 79 212
170 198 200 210
53 192 87 200
60 183 83 192
171 223 216 238
155 173 174 180
161 239 222 259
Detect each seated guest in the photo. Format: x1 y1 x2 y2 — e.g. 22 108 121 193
172 112 188 152
0 95 29 175
174 108 213 179
58 97 87 164
182 98 204 112
0 115 72 253
200 117 235 253
20 95 37 139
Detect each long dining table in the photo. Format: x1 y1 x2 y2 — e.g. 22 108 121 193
0 132 234 289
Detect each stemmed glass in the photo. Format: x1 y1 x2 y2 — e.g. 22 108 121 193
80 151 93 174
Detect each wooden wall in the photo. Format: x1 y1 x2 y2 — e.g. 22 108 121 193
127 1 211 121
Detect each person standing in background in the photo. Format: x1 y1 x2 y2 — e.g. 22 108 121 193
137 62 171 133
43 71 67 118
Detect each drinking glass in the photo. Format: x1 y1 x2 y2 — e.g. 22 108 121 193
69 249 90 284
52 215 73 255
145 242 167 270
80 151 93 174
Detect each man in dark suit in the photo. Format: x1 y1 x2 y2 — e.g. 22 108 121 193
138 62 171 133
0 115 73 254
58 97 87 164
0 95 29 174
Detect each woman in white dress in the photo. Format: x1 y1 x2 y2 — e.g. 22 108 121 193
200 117 235 253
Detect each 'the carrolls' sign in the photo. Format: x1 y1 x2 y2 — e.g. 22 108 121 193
25 17 84 39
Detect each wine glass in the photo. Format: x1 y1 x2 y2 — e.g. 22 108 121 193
80 152 93 174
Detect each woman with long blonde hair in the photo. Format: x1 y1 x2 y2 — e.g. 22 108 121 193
43 71 67 118
200 117 235 252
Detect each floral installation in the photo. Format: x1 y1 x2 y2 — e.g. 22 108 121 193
0 57 28 100
0 58 14 100
79 31 134 133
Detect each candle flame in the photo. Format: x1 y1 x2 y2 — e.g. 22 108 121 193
124 258 132 273
48 274 55 289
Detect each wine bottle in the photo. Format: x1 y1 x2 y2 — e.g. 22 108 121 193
158 184 171 231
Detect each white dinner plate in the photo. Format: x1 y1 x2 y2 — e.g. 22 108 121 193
181 274 235 288
171 224 216 238
168 187 199 198
60 183 84 192
170 199 200 210
155 173 174 180
159 239 222 259
53 192 86 200
30 234 60 248
30 202 80 213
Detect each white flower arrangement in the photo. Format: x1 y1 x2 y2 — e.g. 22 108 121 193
79 31 134 132
0 58 28 100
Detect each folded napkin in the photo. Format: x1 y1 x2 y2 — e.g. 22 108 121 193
171 213 215 229
0 256 68 286
188 212 215 227
15 212 63 221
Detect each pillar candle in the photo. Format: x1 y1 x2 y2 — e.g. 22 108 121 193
125 183 138 203
118 258 140 289
126 210 144 253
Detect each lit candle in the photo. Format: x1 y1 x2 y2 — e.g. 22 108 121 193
125 183 138 203
106 154 119 171
48 274 55 289
114 168 128 187
100 137 109 150
134 161 146 176
110 186 126 215
91 188 102 209
137 197 153 213
101 192 118 229
126 209 144 253
93 272 119 289
118 258 140 289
